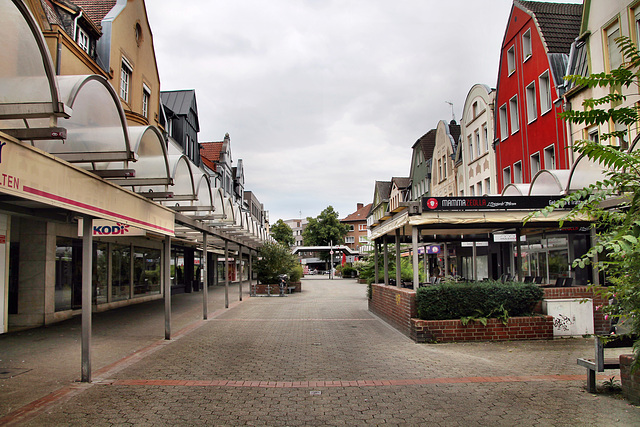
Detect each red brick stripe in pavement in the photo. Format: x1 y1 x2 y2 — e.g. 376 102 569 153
107 374 602 389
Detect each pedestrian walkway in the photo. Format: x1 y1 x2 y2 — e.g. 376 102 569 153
2 277 639 426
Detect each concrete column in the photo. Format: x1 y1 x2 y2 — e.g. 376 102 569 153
202 232 208 320
224 240 229 308
81 216 93 382
412 226 419 289
164 235 171 340
515 228 523 282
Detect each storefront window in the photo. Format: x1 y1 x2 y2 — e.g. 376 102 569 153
134 247 161 296
55 238 82 311
94 242 108 304
171 248 184 289
112 244 131 301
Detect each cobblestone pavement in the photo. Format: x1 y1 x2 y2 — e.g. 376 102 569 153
2 278 640 426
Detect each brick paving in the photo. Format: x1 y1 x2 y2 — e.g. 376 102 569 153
1 277 640 426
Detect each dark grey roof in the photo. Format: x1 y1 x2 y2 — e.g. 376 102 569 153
391 177 411 190
413 129 437 161
565 37 589 95
448 120 461 150
375 181 392 201
161 90 197 117
516 1 582 54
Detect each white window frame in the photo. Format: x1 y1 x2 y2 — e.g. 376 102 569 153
76 27 90 54
345 236 355 244
507 45 516 75
358 224 367 231
468 135 474 161
499 104 508 140
530 152 541 177
539 71 552 114
469 185 475 196
513 161 523 184
359 236 368 243
474 130 481 157
142 84 151 119
526 82 537 123
120 57 133 103
544 144 556 169
509 95 519 134
482 124 489 152
605 20 623 71
477 181 483 196
484 178 491 195
522 29 532 61
503 166 512 186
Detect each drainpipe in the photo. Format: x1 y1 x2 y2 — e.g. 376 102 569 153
56 37 62 75
73 10 83 44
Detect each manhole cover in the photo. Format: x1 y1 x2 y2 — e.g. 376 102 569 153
0 368 31 379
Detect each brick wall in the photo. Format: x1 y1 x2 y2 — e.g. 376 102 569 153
368 284 417 336
620 354 640 405
411 316 554 343
538 286 610 334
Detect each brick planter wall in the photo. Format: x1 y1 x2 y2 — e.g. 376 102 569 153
537 286 610 334
410 316 554 343
253 281 301 295
620 354 640 405
368 284 417 336
369 283 553 343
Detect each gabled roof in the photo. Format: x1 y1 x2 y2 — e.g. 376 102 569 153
375 181 392 202
515 1 582 54
72 0 116 28
391 177 411 190
412 129 437 160
161 90 198 117
41 0 103 37
199 141 224 172
342 203 372 223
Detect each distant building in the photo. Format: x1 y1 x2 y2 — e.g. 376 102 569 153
284 218 308 247
341 203 372 253
409 130 436 201
161 90 201 167
430 120 461 197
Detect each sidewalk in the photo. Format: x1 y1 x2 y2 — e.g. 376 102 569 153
0 280 250 420
2 277 639 426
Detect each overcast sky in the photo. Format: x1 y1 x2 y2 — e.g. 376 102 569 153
146 0 582 224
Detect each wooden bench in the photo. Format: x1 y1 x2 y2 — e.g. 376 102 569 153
577 336 620 393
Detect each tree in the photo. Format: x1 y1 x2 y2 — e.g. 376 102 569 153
270 219 295 246
255 241 299 284
528 36 640 371
302 206 348 246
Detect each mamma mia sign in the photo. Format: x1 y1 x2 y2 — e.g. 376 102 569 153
422 196 575 211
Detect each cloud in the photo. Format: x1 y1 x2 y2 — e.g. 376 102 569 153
146 0 577 223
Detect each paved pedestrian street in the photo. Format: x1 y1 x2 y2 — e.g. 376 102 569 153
2 278 639 426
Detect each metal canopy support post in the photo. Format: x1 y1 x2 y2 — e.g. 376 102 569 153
412 226 419 290
164 235 171 340
202 232 208 320
81 215 93 383
444 243 449 278
224 240 229 308
424 250 429 283
374 240 379 284
395 228 401 286
248 251 253 291
591 227 600 286
516 228 523 282
238 245 243 301
383 235 389 286
472 242 477 282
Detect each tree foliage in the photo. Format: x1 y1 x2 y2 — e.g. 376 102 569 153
302 206 348 246
527 36 640 370
270 219 295 246
255 241 299 284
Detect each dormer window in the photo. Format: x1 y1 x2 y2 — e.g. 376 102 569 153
76 27 90 54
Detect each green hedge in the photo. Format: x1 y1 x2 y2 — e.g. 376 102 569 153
416 281 544 320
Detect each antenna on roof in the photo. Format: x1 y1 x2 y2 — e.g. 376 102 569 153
445 101 456 122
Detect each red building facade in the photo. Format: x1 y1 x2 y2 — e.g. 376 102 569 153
494 1 581 192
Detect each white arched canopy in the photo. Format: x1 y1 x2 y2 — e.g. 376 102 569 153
529 170 571 195
501 183 530 196
0 0 66 118
566 153 608 193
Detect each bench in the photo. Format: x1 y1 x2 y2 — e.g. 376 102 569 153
287 286 296 294
576 336 620 393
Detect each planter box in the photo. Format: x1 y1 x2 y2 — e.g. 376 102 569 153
252 281 301 295
620 354 640 405
411 316 554 343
